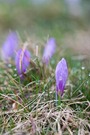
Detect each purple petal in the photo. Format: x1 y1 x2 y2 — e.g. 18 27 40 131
1 31 18 61
15 49 30 78
55 58 68 96
42 38 56 65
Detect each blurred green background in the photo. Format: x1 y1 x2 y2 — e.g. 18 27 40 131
0 0 90 57
0 0 89 33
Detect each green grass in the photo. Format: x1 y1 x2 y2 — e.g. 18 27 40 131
0 40 90 135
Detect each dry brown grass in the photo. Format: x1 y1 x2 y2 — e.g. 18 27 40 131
1 87 90 135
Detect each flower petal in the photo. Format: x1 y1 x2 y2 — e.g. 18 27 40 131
15 49 30 78
42 38 56 65
1 31 18 61
55 58 68 96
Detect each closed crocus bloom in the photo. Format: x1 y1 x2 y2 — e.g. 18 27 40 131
15 49 30 78
55 58 68 96
1 31 18 61
42 38 56 65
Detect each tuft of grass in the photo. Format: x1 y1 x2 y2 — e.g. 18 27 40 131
0 39 90 135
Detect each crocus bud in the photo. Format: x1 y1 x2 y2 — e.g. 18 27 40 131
1 31 18 62
55 58 68 96
42 38 56 65
15 49 30 78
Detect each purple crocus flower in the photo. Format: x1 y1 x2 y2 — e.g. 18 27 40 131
1 31 18 61
55 58 68 96
15 49 30 78
42 38 56 65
